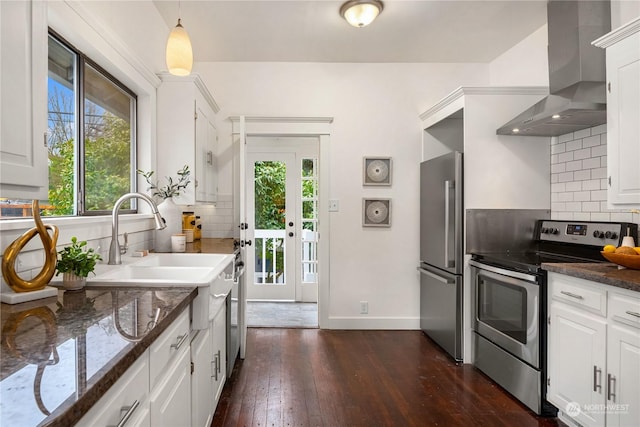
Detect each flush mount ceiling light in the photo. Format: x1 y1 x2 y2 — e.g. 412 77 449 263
340 0 383 28
166 1 193 76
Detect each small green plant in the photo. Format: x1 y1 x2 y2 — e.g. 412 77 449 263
137 165 191 199
56 237 102 278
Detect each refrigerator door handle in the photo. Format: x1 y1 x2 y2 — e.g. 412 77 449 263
444 180 454 268
417 267 455 284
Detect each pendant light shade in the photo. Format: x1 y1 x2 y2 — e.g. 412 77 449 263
166 18 193 76
340 0 383 28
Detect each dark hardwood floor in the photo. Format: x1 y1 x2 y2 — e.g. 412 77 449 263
212 328 563 427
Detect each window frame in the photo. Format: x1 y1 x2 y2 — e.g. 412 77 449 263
48 29 138 216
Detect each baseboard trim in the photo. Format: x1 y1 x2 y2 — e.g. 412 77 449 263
326 316 420 330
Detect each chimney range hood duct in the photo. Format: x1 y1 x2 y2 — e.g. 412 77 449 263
497 0 611 137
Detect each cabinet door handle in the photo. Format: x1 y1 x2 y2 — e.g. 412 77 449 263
207 151 213 165
593 365 602 393
217 350 222 373
561 290 584 300
170 333 188 350
607 374 616 402
107 400 139 427
213 354 219 381
625 310 640 319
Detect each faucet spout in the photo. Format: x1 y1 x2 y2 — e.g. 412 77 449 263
108 192 166 265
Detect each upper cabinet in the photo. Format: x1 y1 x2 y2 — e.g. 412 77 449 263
594 18 640 208
157 73 219 205
0 1 48 200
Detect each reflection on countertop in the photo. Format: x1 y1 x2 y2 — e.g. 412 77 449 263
186 238 235 254
542 262 640 292
0 287 196 427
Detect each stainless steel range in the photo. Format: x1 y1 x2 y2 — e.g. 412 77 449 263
469 218 638 416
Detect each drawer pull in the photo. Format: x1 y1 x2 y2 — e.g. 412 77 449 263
625 310 640 319
217 350 222 373
561 291 584 300
170 333 188 350
107 400 139 427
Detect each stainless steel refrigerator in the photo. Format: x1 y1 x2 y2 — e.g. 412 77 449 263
418 151 463 361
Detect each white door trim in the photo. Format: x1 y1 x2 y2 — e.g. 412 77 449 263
231 116 332 329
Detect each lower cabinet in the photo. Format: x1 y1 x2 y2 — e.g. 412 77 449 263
547 272 640 427
191 302 227 427
77 301 229 427
150 341 192 427
212 304 227 404
76 349 150 427
191 327 213 427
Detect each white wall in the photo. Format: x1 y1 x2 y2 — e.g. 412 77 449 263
196 62 490 328
611 0 640 29
489 24 549 87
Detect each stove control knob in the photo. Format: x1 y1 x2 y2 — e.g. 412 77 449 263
541 227 548 234
605 231 618 239
548 228 558 235
593 230 605 238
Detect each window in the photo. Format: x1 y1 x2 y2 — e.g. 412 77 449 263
45 32 137 216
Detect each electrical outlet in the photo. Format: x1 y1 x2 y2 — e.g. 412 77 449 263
360 301 368 314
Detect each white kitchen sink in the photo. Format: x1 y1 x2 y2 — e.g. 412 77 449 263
130 253 230 268
90 266 215 285
85 253 236 329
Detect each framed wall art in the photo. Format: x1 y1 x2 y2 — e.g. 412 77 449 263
363 157 392 186
362 198 391 227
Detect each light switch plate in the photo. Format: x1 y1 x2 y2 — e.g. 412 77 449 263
329 199 339 212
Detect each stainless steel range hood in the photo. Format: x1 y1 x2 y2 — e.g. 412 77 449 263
497 0 611 137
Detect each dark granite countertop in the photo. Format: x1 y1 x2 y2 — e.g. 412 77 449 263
0 286 197 427
542 262 640 293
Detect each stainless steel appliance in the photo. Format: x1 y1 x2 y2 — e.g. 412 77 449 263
470 219 638 416
226 247 245 377
497 0 611 136
418 151 463 361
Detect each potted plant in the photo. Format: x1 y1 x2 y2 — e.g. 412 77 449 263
56 237 102 290
137 165 191 252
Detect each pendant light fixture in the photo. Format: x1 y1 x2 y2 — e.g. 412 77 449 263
166 1 193 76
340 0 383 28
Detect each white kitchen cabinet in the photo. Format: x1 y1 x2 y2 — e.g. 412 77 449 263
594 18 640 208
191 327 213 427
149 339 191 427
76 350 150 427
149 308 191 427
606 292 640 427
157 73 219 205
212 303 227 403
548 301 607 427
0 0 48 199
548 272 640 427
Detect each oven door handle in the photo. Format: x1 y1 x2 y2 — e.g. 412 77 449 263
417 267 455 284
469 260 538 283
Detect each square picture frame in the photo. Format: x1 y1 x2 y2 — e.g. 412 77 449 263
362 198 391 227
363 157 392 186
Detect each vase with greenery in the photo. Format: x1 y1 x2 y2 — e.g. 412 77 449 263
137 165 191 252
56 237 102 290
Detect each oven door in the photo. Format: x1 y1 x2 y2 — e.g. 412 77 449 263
470 260 540 368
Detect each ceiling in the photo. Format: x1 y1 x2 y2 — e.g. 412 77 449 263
152 1 548 63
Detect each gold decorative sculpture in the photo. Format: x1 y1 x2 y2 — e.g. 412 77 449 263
2 200 59 292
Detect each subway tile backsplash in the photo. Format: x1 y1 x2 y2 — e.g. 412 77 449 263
550 124 640 226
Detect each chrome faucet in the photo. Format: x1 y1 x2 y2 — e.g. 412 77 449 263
108 192 166 265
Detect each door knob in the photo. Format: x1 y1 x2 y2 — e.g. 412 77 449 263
288 222 294 227
288 232 294 237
